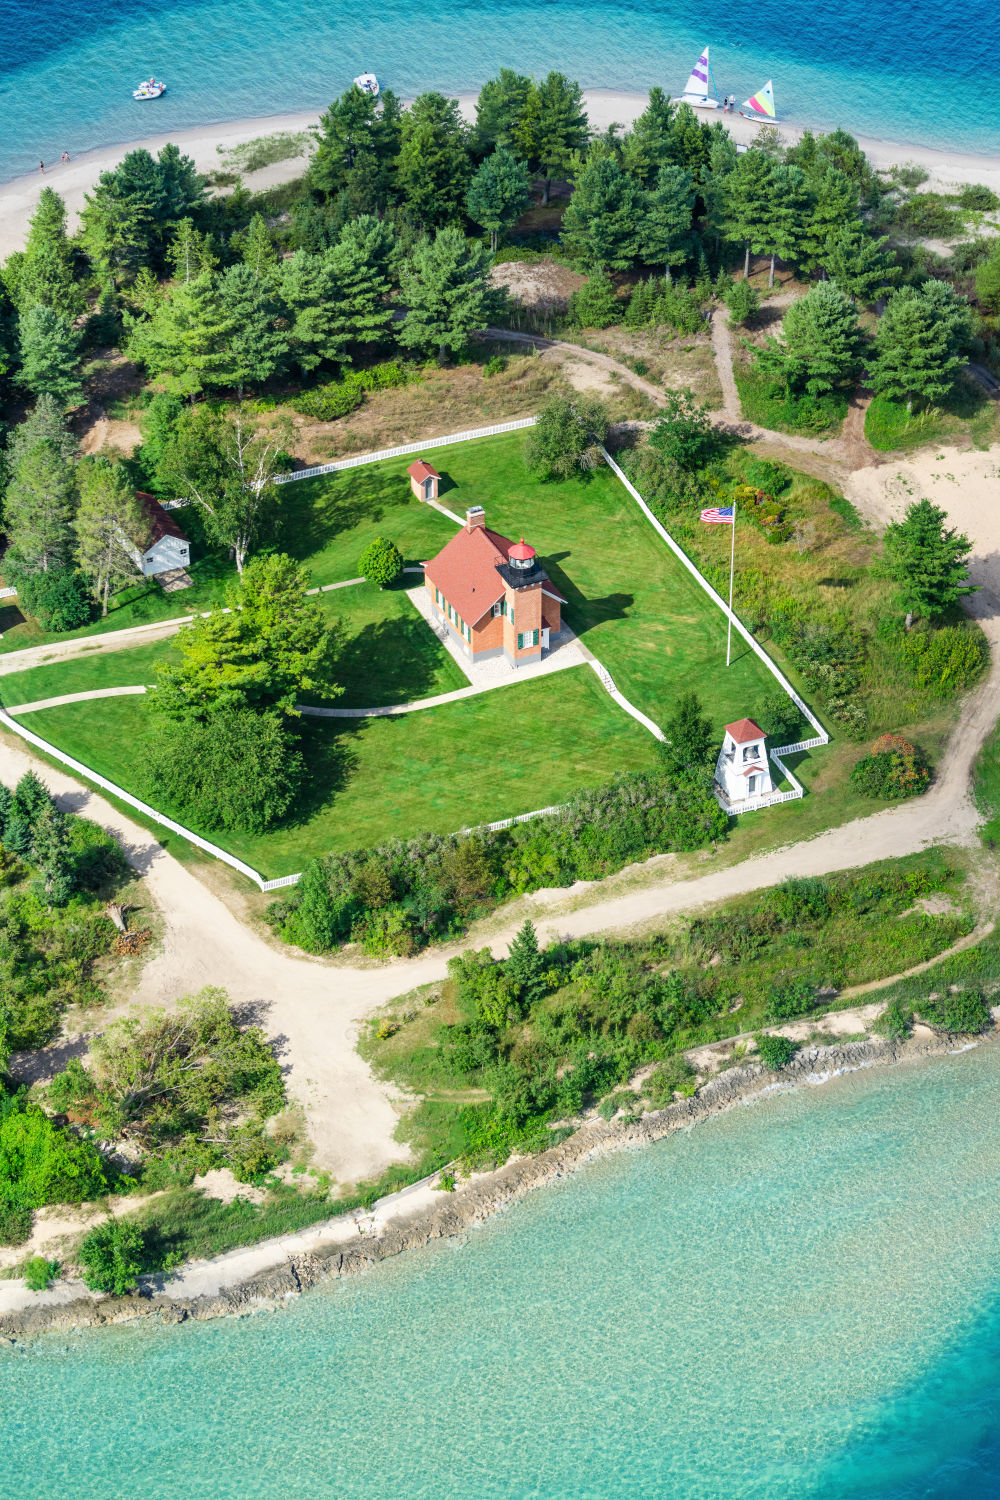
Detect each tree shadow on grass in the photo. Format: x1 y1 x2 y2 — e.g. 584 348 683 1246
286 716 364 830
277 467 415 563
324 613 456 708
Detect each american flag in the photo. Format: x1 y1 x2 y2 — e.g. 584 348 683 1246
700 505 734 524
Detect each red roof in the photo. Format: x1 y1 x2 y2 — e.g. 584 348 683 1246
424 523 566 624
741 764 765 776
509 537 535 560
407 459 440 483
725 718 765 744
136 492 189 549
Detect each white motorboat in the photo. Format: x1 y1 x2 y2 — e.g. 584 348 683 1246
133 79 166 99
677 45 721 109
353 72 380 97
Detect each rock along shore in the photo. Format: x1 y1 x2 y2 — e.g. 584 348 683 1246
0 1030 991 1344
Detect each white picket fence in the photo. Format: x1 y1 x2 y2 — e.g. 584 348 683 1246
273 416 538 485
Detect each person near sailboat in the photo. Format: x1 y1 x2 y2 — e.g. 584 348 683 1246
678 46 722 110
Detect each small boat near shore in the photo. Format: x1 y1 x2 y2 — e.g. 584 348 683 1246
739 79 779 122
678 45 721 110
133 79 166 100
353 72 380 97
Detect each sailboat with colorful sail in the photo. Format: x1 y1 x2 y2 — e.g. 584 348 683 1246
678 45 721 110
739 79 778 122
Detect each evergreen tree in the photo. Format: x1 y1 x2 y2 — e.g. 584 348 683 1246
870 282 974 411
12 769 54 830
3 438 77 576
568 271 620 329
125 272 240 397
973 244 1000 313
276 250 349 373
823 222 896 303
755 282 865 397
638 164 694 278
17 305 83 408
666 103 714 178
560 156 644 270
7 189 84 318
883 498 975 626
701 132 738 251
89 282 122 345
0 783 12 841
326 216 397 348
394 93 471 229
3 393 75 477
74 457 150 615
154 141 206 225
506 919 546 1007
166 217 217 283
887 498 971 627
216 263 288 394
660 692 715 781
398 228 499 361
466 148 531 251
30 801 74 906
722 149 776 278
759 163 811 287
473 70 534 156
534 73 588 204
242 213 279 283
622 87 677 186
800 166 858 275
308 86 402 208
79 183 147 285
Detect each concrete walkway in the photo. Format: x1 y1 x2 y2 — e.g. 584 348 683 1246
6 685 147 715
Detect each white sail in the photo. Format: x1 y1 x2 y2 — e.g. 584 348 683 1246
679 45 719 108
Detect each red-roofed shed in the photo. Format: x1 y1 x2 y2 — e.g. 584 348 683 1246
407 459 440 501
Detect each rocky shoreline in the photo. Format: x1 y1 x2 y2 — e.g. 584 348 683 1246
0 1029 991 1344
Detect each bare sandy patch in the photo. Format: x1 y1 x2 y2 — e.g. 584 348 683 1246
78 415 143 458
193 1169 267 1207
490 259 584 313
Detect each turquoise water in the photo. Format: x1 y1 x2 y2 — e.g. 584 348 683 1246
0 0 998 186
4 1046 1000 1496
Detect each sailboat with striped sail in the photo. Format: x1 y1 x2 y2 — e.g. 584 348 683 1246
678 45 721 110
739 79 779 122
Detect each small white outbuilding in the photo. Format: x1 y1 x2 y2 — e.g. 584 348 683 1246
715 718 774 808
131 492 191 578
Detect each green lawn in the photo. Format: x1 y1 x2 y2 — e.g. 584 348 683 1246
25 667 661 876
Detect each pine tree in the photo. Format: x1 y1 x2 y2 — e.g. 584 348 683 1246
660 692 715 781
394 92 471 229
823 223 896 303
622 87 678 187
216 263 288 394
638 164 694 279
756 282 866 396
534 73 588 204
473 70 534 155
277 250 350 374
505 919 546 1007
0 784 12 843
308 86 401 208
155 142 206 225
701 133 738 251
12 770 53 830
17 305 83 408
974 244 1000 313
800 166 858 275
466 148 531 252
326 216 397 348
883 498 975 626
561 156 644 270
722 150 776 279
3 393 76 476
3 438 77 575
9 188 84 318
30 801 75 906
79 183 147 285
125 272 240 397
568 271 620 329
74 457 150 615
870 282 973 411
398 228 499 361
759 163 811 287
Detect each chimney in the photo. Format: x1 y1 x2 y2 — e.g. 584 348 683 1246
466 506 486 530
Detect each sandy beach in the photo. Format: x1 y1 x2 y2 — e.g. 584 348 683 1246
1 89 999 259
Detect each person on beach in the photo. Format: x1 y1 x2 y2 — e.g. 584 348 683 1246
38 161 44 174
61 151 70 164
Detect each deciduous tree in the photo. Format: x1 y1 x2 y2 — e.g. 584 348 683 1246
74 457 149 615
523 393 609 479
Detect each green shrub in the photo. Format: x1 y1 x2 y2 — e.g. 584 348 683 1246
0 1203 32 1246
765 977 817 1022
851 736 931 800
483 355 507 378
568 272 620 329
358 536 403 588
958 184 1000 212
770 877 830 926
741 457 791 494
919 989 991 1034
22 1255 59 1291
724 279 760 325
755 1033 798 1070
751 694 803 747
874 998 914 1041
291 361 411 421
646 1056 696 1107
736 369 845 434
894 193 963 237
6 566 91 633
78 1218 145 1295
901 626 990 695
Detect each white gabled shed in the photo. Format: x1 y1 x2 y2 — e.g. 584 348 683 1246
131 492 191 578
716 717 774 806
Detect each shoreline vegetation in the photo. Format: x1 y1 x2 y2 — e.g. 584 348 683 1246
2 93 1000 260
1 1025 995 1343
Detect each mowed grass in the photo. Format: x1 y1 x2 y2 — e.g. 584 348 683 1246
25 668 661 877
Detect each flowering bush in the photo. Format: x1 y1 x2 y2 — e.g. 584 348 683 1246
851 736 931 800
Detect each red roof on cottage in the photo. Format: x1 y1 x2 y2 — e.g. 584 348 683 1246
136 492 189 549
424 523 565 624
725 718 765 744
407 459 440 483
509 538 535 560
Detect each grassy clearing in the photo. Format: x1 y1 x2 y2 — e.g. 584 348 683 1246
973 720 1000 848
25 667 662 875
864 381 998 452
563 325 723 406
733 365 847 436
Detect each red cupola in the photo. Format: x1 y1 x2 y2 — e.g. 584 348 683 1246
508 537 536 568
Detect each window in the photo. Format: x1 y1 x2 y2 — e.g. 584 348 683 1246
743 744 759 762
492 601 502 617
517 629 540 650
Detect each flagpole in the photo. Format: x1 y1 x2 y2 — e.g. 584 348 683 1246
726 505 735 667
